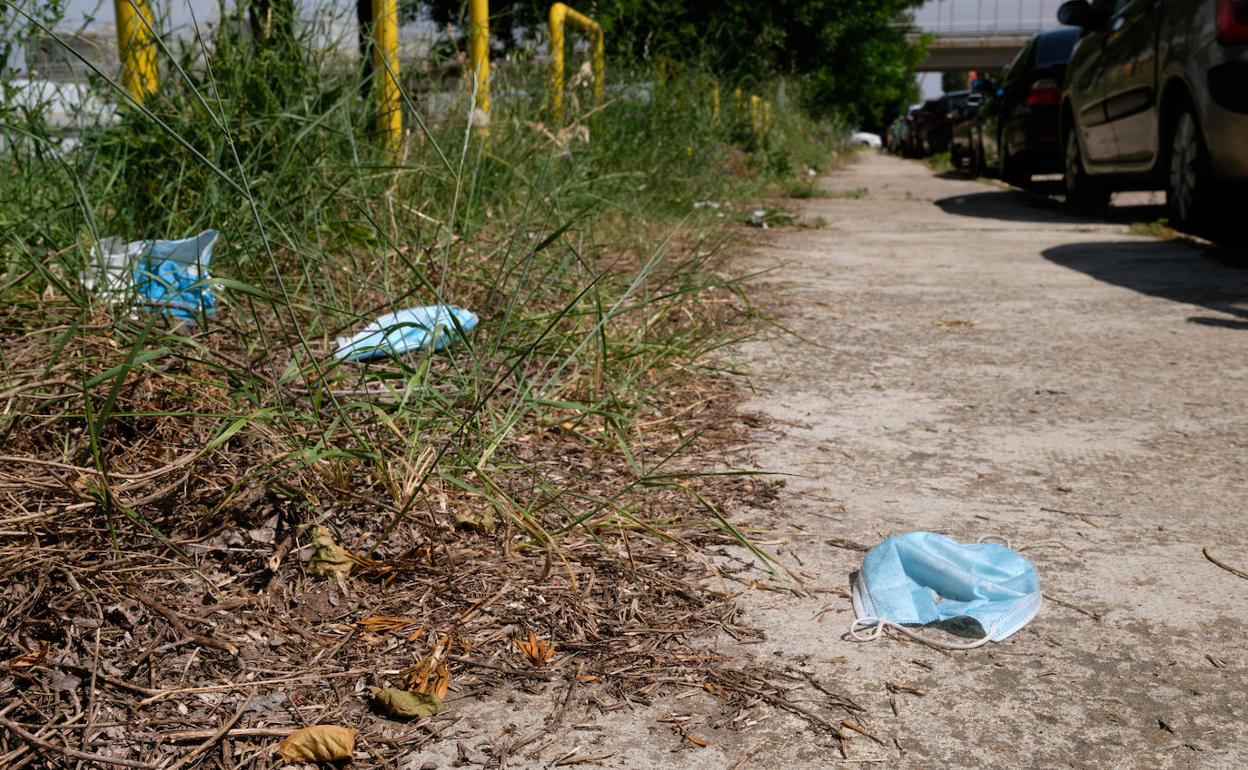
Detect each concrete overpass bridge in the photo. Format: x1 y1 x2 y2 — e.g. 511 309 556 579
908 0 1062 71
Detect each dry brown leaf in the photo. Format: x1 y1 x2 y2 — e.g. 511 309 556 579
454 507 496 534
370 686 442 719
403 635 452 698
276 724 356 762
357 615 424 637
515 629 555 666
6 640 50 669
306 525 354 579
686 734 709 748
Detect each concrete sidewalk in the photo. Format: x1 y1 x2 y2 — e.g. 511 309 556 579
406 152 1248 770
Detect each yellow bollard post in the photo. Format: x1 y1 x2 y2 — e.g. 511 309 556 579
733 87 743 118
549 3 566 117
372 0 402 154
711 80 720 123
591 17 604 104
114 0 157 102
548 2 603 120
750 94 761 135
469 0 489 122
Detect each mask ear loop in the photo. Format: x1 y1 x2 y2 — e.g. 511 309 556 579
849 617 993 650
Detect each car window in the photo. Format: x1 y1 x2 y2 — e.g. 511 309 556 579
1035 29 1080 67
1091 0 1129 14
1004 39 1035 82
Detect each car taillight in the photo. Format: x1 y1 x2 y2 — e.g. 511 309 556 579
1218 0 1248 45
1026 79 1064 106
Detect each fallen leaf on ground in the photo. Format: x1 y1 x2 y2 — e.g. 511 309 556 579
370 686 442 718
403 634 452 698
686 734 709 747
358 615 424 637
936 319 977 327
277 724 356 762
454 507 495 534
516 629 555 666
6 640 50 668
306 525 354 579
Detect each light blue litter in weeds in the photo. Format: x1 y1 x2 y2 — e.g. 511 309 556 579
334 305 478 362
132 230 219 321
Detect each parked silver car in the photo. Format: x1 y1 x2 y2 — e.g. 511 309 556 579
1057 0 1248 227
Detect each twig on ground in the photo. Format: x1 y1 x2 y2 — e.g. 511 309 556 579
162 691 252 770
1040 506 1119 519
1043 593 1102 621
1203 545 1248 581
0 715 158 769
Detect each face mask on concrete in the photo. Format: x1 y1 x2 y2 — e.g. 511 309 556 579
850 531 1042 650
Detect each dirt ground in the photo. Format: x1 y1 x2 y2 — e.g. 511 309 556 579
403 153 1248 769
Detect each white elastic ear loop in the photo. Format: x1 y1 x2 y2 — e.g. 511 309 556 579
849 617 992 650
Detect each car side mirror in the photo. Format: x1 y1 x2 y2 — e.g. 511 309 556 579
1057 0 1103 28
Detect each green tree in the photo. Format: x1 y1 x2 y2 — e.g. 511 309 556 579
420 0 925 127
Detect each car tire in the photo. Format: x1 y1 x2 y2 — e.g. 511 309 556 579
998 132 1029 187
1063 125 1110 210
971 140 984 177
1166 109 1214 230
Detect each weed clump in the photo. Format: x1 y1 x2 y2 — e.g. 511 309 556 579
0 10 849 766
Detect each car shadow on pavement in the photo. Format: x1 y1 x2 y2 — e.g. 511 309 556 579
934 182 1247 246
933 187 1166 227
1042 241 1248 330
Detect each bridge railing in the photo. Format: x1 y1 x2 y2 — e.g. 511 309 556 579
904 0 1062 36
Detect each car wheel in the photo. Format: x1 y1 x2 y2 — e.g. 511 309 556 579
970 141 983 177
998 132 1028 187
1064 125 1110 210
1167 109 1213 230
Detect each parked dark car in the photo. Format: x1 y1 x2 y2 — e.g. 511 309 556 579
1057 0 1248 226
902 103 928 157
973 28 1081 184
908 97 941 156
950 90 987 169
922 90 972 155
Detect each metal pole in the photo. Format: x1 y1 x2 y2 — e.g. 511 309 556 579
549 3 566 118
114 0 157 102
372 0 402 154
469 0 489 120
591 21 604 104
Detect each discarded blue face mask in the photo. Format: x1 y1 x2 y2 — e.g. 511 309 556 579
334 305 478 362
132 230 219 321
85 230 219 323
850 531 1042 649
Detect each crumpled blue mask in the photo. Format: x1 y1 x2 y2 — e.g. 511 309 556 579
132 230 219 321
334 305 478 362
851 531 1042 648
